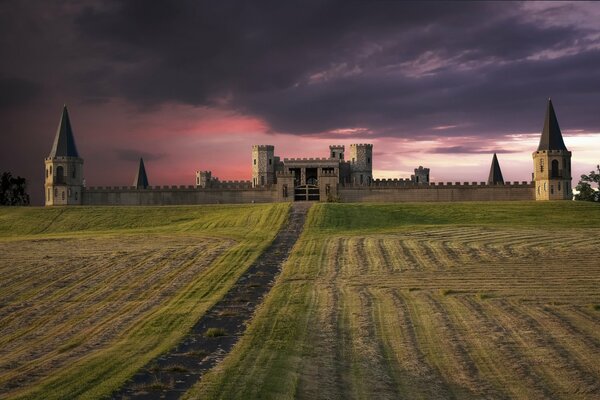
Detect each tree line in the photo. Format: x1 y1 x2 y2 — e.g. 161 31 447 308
1 172 30 206
575 165 600 202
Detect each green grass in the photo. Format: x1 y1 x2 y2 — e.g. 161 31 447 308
307 201 600 235
187 201 600 400
0 204 289 400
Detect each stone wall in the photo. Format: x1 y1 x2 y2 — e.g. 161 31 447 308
80 181 535 205
82 186 277 205
338 182 535 202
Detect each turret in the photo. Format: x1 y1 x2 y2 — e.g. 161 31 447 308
412 166 430 184
44 105 84 205
329 145 345 160
196 170 212 188
487 153 504 185
532 99 572 200
252 145 275 187
349 144 373 185
133 158 149 189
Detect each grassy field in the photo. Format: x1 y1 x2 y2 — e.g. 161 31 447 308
0 204 289 399
189 201 600 400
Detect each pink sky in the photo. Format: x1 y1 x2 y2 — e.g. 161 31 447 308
65 100 598 190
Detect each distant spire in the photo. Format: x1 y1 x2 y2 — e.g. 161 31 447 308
48 105 80 158
487 153 504 185
133 158 149 189
537 98 568 151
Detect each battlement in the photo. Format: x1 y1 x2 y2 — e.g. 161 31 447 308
533 149 571 155
364 180 534 188
276 170 295 176
283 157 337 162
252 144 275 150
349 143 373 148
329 145 345 149
319 170 338 176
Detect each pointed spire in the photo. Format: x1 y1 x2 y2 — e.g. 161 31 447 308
487 153 504 185
48 105 80 158
133 158 149 189
537 98 568 151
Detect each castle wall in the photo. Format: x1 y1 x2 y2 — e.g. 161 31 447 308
82 185 277 205
338 182 535 202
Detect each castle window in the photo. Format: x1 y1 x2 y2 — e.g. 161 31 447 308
261 176 264 186
360 174 363 184
367 157 371 164
537 186 540 195
72 167 76 178
46 168 48 178
197 177 200 185
62 191 65 200
269 159 272 165
339 153 342 159
47 188 50 201
551 159 559 178
54 188 58 197
75 191 78 201
282 184 288 198
56 166 65 184
558 182 561 191
540 159 544 173
254 159 256 165
50 165 52 175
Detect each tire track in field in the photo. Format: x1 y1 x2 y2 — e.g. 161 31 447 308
492 299 599 396
458 296 554 399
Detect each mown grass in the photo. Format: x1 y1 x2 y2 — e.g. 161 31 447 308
307 201 600 235
188 201 600 400
0 203 289 400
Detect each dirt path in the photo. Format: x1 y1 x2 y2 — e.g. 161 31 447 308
111 202 311 399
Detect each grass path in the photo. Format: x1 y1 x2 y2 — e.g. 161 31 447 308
0 204 289 399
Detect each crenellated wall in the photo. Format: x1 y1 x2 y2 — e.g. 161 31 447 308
82 185 276 205
80 180 535 205
338 181 535 202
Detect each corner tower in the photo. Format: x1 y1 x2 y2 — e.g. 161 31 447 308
252 145 275 187
532 99 572 200
349 144 373 185
44 105 84 206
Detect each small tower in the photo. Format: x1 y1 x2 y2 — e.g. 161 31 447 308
252 145 275 187
329 145 345 160
487 153 504 185
532 99 572 200
133 158 149 189
44 105 84 206
412 166 430 184
195 171 212 188
349 144 373 185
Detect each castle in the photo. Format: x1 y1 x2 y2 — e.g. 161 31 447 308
44 99 572 206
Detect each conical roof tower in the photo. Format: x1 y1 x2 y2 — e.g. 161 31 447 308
133 158 149 189
48 105 80 158
487 153 504 184
537 98 568 151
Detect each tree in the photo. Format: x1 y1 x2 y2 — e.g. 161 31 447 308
574 164 600 202
0 172 30 206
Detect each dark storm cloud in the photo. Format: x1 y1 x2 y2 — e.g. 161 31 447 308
61 0 600 138
115 149 166 162
0 76 41 109
431 146 514 155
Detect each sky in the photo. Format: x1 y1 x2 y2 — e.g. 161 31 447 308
1 1 599 205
